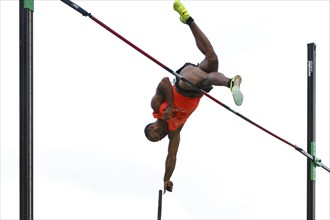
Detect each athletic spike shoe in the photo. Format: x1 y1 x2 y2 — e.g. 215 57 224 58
173 0 190 24
230 75 244 106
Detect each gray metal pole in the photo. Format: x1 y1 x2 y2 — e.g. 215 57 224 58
307 43 316 220
19 0 34 219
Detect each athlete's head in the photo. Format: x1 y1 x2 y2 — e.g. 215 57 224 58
144 121 168 142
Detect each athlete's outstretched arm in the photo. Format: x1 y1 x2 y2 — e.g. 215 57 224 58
163 127 183 193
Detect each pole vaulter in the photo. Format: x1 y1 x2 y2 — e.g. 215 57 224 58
60 0 329 173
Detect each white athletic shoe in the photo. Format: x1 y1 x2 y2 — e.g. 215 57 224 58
230 75 243 106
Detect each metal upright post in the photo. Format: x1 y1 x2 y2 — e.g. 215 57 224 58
307 43 316 220
19 0 34 219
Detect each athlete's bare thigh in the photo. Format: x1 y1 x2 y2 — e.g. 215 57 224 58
178 65 207 90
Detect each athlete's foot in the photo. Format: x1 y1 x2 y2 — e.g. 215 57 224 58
173 0 191 24
230 75 244 106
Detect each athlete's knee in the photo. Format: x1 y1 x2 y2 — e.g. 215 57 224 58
207 53 218 65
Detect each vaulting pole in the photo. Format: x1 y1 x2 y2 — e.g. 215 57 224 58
307 43 316 220
157 190 162 220
19 0 34 219
60 0 330 174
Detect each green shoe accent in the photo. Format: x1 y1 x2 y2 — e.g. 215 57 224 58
173 0 190 24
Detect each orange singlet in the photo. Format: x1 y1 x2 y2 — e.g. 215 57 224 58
153 85 203 131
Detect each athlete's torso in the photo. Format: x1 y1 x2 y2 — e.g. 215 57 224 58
153 85 202 131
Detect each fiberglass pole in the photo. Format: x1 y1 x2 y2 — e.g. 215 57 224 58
307 43 316 220
19 0 34 219
157 190 162 220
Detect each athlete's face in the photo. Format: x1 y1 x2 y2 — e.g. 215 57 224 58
145 122 168 142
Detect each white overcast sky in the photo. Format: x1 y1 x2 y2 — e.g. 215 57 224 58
1 0 329 219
